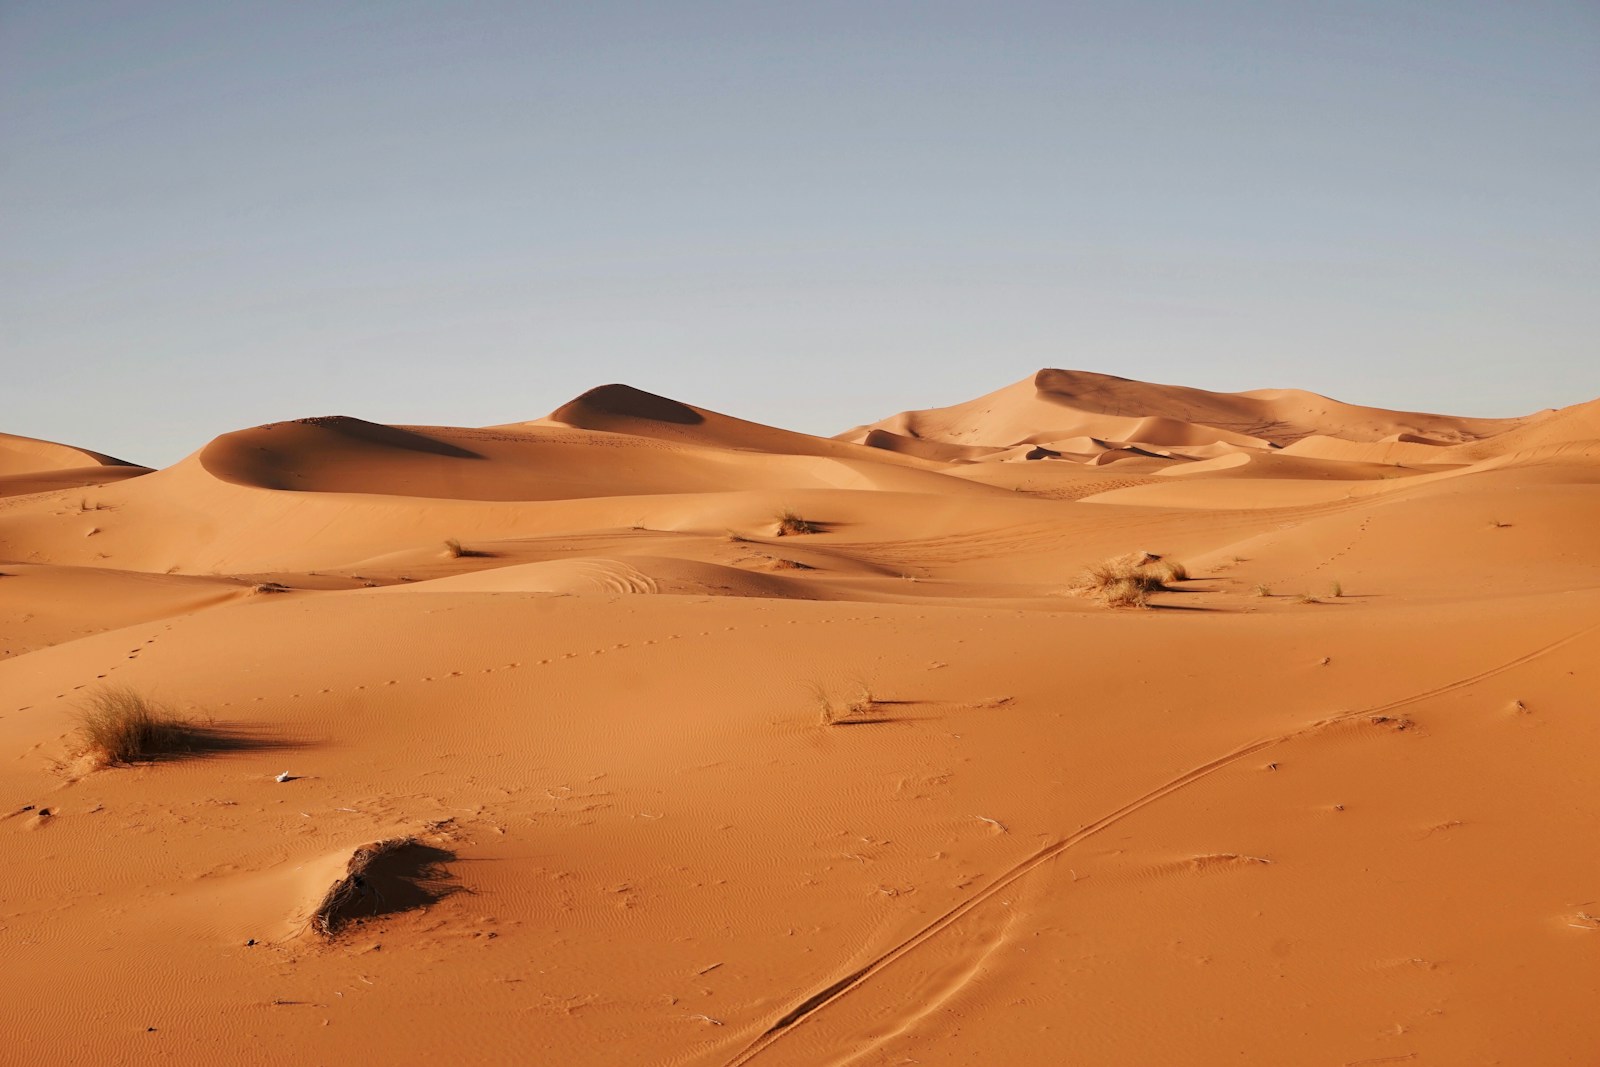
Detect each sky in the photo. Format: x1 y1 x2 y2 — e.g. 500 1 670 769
4 0 1597 467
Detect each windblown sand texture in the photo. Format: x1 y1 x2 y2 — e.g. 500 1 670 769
4 369 1598 1065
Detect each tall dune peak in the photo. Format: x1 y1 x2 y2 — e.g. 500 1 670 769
548 384 706 427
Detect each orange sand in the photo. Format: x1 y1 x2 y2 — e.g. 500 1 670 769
3 370 1597 1065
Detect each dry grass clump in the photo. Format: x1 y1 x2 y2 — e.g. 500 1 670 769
1070 552 1186 608
1145 557 1188 583
1253 584 1273 598
442 538 489 558
77 688 200 766
252 581 290 594
811 681 878 726
775 509 821 536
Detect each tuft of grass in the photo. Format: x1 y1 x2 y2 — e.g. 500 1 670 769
1295 593 1321 605
1253 584 1272 597
252 581 289 594
810 683 840 725
76 688 199 766
1149 558 1188 583
775 509 821 536
1329 579 1343 598
1069 553 1186 608
811 680 878 726
725 529 748 543
441 538 488 559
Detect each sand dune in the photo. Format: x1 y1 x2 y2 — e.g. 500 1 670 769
842 368 1535 455
3 374 1597 1065
0 430 151 498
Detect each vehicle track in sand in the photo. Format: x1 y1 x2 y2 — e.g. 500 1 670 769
717 620 1600 1066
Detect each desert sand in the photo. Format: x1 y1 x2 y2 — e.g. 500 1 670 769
3 368 1597 1065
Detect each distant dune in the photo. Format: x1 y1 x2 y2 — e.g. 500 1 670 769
0 430 150 498
839 367 1534 454
3 371 1597 1066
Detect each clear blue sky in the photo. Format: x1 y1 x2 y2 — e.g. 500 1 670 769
4 1 1596 466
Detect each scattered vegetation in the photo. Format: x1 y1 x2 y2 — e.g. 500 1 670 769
811 680 879 726
1253 584 1272 597
442 538 489 559
724 529 748 543
76 688 203 766
1296 593 1321 605
1329 579 1343 598
775 509 821 536
252 581 290 594
1069 552 1188 609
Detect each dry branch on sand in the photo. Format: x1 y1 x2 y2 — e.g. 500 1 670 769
311 836 459 937
1067 552 1187 608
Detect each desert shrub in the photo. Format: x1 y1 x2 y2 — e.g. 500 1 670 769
1148 557 1188 583
811 680 877 725
775 509 820 536
1070 553 1184 608
77 688 198 766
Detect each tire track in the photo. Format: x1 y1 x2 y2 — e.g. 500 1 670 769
720 621 1600 1065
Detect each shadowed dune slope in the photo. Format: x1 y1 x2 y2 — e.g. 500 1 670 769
534 383 943 469
0 432 151 497
196 414 977 501
0 431 142 476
